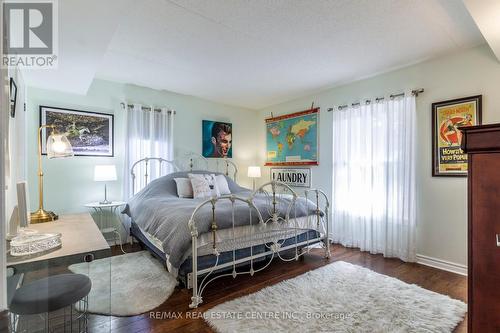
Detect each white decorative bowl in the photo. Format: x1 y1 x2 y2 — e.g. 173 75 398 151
10 231 62 256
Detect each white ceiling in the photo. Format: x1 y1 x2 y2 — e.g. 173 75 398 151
22 0 126 95
463 0 500 62
23 0 486 109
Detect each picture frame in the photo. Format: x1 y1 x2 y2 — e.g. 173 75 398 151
40 106 114 157
202 120 233 158
432 95 482 177
9 77 17 118
265 108 319 166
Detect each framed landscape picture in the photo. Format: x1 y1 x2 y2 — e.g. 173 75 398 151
40 106 114 157
265 108 319 166
432 95 481 177
202 120 233 158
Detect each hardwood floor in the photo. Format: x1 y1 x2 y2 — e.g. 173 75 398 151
87 244 467 332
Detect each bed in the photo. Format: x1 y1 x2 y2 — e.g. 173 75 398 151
123 154 330 308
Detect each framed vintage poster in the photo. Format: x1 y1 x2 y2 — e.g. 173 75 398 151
265 108 319 166
432 95 482 177
271 168 311 187
40 106 114 157
202 120 232 158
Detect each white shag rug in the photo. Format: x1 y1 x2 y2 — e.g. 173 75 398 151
69 251 177 316
205 261 466 333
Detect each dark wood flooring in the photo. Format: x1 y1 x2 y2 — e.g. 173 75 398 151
85 244 467 333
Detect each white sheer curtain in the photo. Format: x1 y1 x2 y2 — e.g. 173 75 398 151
123 104 174 200
331 94 417 262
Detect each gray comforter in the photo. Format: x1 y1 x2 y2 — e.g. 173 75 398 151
123 171 319 268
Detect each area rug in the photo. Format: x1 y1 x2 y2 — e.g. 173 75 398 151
69 251 177 316
204 261 466 333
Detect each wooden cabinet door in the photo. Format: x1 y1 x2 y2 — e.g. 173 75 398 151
469 153 500 332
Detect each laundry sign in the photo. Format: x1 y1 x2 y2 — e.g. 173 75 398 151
271 168 311 187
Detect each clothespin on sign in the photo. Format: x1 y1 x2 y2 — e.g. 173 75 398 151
310 102 314 110
270 112 274 119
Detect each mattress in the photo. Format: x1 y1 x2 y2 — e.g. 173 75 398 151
132 216 324 278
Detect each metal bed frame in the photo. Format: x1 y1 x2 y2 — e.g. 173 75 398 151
130 152 238 195
129 153 330 308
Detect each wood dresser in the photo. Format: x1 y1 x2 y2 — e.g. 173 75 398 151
461 123 500 333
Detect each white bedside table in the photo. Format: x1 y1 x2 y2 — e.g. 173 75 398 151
84 201 127 254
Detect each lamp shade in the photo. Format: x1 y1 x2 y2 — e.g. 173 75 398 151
94 165 117 182
247 166 261 178
46 134 74 159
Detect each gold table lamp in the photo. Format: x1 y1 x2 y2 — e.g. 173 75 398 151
31 125 74 223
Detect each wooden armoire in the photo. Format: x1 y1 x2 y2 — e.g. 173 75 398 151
461 123 500 332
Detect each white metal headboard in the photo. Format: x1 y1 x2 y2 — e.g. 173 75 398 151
173 151 209 171
130 157 178 195
173 152 238 181
130 152 238 194
209 158 238 181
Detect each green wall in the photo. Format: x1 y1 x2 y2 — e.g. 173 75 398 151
27 79 257 214
26 44 500 268
257 45 500 267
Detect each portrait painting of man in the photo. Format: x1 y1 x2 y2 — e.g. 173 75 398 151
202 120 233 158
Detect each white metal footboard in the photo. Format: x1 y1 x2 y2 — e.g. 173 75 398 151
187 181 330 308
305 188 331 259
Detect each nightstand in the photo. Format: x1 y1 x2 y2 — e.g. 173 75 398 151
84 201 127 254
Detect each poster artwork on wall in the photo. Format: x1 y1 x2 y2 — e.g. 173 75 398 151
202 120 233 158
265 108 319 166
40 106 114 157
432 95 482 177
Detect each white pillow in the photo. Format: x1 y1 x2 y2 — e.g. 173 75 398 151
174 178 193 198
188 174 220 199
215 175 231 195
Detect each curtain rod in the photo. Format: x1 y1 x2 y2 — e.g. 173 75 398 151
120 102 176 114
327 88 424 112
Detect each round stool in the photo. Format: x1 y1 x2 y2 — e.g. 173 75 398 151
10 274 92 333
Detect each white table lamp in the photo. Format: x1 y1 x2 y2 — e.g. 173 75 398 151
248 166 261 190
94 165 117 204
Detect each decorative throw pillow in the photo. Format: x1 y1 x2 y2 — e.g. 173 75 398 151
215 175 231 195
174 178 193 198
188 174 220 199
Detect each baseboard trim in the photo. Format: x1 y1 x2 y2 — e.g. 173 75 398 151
416 254 467 276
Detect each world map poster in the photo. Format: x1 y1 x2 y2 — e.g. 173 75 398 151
265 108 319 166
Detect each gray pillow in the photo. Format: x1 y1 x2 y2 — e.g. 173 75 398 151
173 178 193 198
216 175 231 195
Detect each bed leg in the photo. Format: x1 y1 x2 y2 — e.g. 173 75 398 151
324 206 331 259
189 230 202 308
189 295 202 309
325 245 331 258
324 236 331 259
